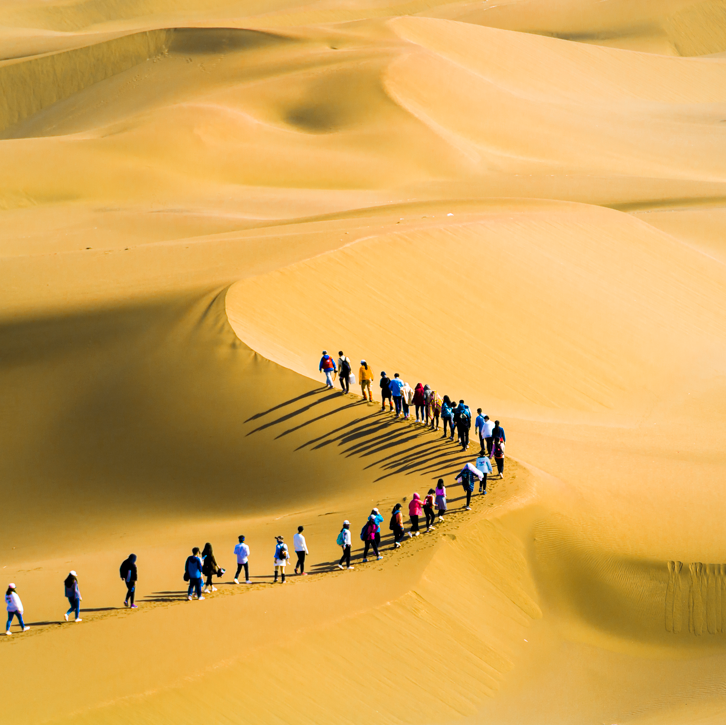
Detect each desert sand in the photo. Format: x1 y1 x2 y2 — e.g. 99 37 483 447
2 0 726 722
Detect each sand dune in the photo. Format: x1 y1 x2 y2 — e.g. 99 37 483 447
3 0 726 722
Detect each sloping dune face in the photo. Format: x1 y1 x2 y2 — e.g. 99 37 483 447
2 0 726 723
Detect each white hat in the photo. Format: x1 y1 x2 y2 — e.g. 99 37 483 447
361 359 366 363
372 508 379 513
8 583 15 589
69 570 77 576
343 520 350 525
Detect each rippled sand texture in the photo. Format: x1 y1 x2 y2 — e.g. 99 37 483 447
2 0 726 723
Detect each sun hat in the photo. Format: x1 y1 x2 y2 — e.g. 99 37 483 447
372 508 379 513
343 520 350 525
8 583 15 589
69 571 77 576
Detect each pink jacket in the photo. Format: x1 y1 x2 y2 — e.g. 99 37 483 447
409 493 423 517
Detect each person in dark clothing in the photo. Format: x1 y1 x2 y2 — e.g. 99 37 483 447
441 395 455 439
456 400 472 450
492 437 506 478
120 554 138 608
202 542 222 594
338 351 352 394
423 489 436 531
380 372 393 412
64 571 82 622
185 548 204 600
492 420 506 443
456 464 482 510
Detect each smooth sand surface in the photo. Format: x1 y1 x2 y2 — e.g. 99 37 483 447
2 1 726 723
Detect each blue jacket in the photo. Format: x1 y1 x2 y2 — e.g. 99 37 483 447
475 414 485 433
441 402 453 419
388 378 404 396
185 555 203 579
492 425 506 442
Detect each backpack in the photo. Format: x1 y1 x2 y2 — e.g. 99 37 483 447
336 530 346 546
119 560 129 580
389 513 399 531
276 545 288 560
340 358 351 376
360 523 368 541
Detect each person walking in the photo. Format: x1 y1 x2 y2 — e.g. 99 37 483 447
64 571 82 621
202 542 223 594
233 535 251 584
429 388 442 430
362 516 382 562
319 351 337 388
380 371 393 412
120 554 138 608
481 415 495 456
336 521 354 569
492 437 506 478
337 351 352 394
475 454 493 493
408 493 422 536
185 548 204 600
371 508 384 549
492 420 506 444
5 584 29 635
423 489 436 532
293 526 309 575
456 463 483 510
389 504 405 548
456 400 472 451
435 479 447 522
475 409 487 456
441 395 455 439
423 385 432 425
359 360 374 402
401 379 413 419
389 373 405 417
413 383 426 423
274 536 289 583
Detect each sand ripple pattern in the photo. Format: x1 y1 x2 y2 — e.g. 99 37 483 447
666 561 726 635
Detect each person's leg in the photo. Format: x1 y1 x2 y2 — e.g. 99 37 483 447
345 546 352 567
235 563 243 580
127 582 135 605
17 612 26 629
479 432 486 456
466 489 472 508
339 548 346 566
363 540 371 560
325 370 333 387
486 437 493 456
188 580 194 597
482 473 488 493
497 458 504 477
299 551 306 574
244 563 250 582
411 515 419 532
74 597 81 619
274 566 279 582
375 532 381 549
195 578 203 598
402 400 409 418
372 540 380 557
6 612 13 632
281 566 286 583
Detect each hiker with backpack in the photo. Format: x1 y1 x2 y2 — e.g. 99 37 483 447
202 542 224 593
361 515 382 562
401 379 413 419
388 373 405 416
435 480 447 521
476 454 493 493
5 584 29 635
338 351 352 394
441 395 455 439
185 548 204 600
408 493 422 536
64 571 82 621
456 463 483 510
233 535 251 584
371 508 384 549
413 383 426 423
274 536 289 583
336 521 354 569
390 504 405 548
380 371 393 412
359 361 374 402
319 351 337 388
293 526 309 575
120 554 138 608
456 400 472 451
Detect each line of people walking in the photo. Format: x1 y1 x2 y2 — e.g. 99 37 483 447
319 350 507 474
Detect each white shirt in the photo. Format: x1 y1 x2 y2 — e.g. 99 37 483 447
5 592 22 613
341 529 352 547
234 542 250 564
481 420 495 437
294 533 308 553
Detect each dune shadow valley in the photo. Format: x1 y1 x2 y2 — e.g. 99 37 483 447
3 0 726 723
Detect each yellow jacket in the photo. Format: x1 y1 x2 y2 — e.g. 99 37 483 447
359 365 374 382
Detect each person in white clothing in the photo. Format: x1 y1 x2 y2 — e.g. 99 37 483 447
5 584 29 635
293 526 309 575
336 521 354 569
233 535 251 584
